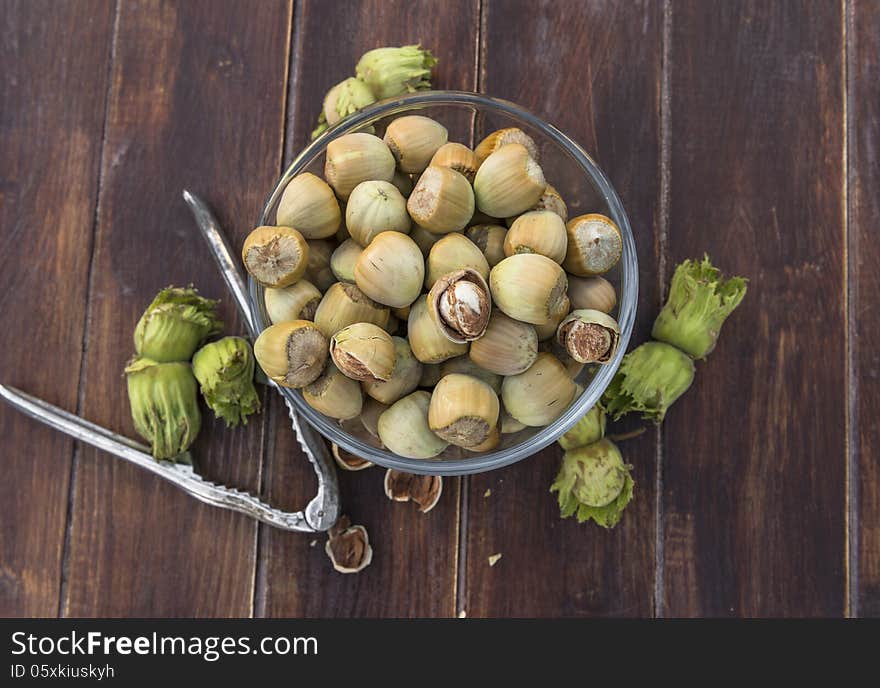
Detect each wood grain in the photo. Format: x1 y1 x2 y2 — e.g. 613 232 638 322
61 0 291 617
851 0 880 617
257 0 478 618
0 0 115 617
464 0 663 617
662 0 846 616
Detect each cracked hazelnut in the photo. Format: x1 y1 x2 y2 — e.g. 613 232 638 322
557 309 620 364
427 268 492 343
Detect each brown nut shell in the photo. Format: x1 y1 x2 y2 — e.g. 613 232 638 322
466 224 508 267
313 282 390 338
275 172 341 239
303 362 363 420
242 226 309 288
425 233 490 289
330 322 396 382
567 275 617 313
563 213 623 276
264 280 322 324
465 423 501 453
501 352 578 427
428 373 501 449
325 516 373 574
330 239 363 284
332 444 374 471
504 210 568 263
253 320 328 389
305 239 336 292
407 296 468 364
475 127 539 166
354 231 425 308
383 469 443 513
407 165 475 234
556 309 620 364
440 356 503 395
384 115 448 174
468 311 538 376
532 183 568 222
362 336 423 404
430 142 478 182
428 268 492 343
473 144 546 218
489 253 568 325
534 295 571 342
378 391 449 459
324 132 396 199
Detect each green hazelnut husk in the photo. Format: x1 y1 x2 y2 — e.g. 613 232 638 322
323 78 376 126
602 341 695 422
192 336 261 427
355 44 437 99
133 286 222 363
125 358 201 460
311 77 376 140
651 255 747 359
557 405 606 451
550 438 634 528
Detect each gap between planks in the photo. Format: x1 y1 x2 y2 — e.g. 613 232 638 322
843 0 858 619
653 0 673 620
454 0 486 619
253 0 298 619
57 0 122 619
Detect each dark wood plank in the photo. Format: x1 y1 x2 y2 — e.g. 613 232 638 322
0 0 115 617
464 0 662 617
62 0 291 617
258 0 478 618
662 0 846 616
852 0 880 617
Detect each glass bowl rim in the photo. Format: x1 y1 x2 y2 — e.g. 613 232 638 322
252 90 638 476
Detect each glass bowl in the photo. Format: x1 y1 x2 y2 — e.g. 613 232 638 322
252 91 637 476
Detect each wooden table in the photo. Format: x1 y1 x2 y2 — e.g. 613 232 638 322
1 0 876 618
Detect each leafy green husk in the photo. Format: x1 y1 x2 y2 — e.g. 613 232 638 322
355 45 437 99
311 78 377 140
550 439 634 529
651 255 747 359
133 286 222 362
558 474 634 528
558 404 606 451
192 336 261 427
125 358 201 460
602 341 695 422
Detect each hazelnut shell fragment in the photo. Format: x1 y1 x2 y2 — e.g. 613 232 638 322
383 469 443 513
331 443 374 471
325 516 373 574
